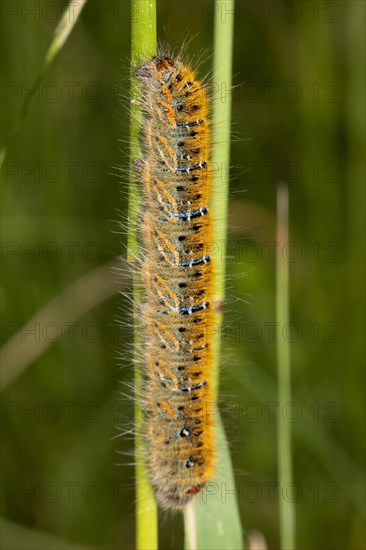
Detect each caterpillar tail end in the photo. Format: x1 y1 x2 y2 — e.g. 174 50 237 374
156 482 206 510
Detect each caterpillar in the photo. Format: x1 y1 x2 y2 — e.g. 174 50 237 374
135 52 216 510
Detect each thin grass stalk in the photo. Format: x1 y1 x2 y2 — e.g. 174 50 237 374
211 1 235 396
276 184 296 549
0 262 121 391
0 0 88 168
128 2 157 548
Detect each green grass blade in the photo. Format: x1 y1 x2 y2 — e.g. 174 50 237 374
0 517 90 550
276 184 296 549
184 2 243 549
184 420 243 550
0 261 122 391
128 1 158 549
0 0 88 168
211 0 235 397
44 0 88 66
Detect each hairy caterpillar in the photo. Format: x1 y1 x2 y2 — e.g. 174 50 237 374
135 52 216 510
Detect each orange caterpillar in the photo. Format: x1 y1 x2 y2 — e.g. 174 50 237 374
136 53 216 509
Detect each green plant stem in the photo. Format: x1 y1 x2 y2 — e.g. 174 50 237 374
276 184 296 549
211 0 235 398
129 1 157 549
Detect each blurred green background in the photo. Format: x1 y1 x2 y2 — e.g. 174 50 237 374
1 1 365 548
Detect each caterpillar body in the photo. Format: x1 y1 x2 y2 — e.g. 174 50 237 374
136 54 216 510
